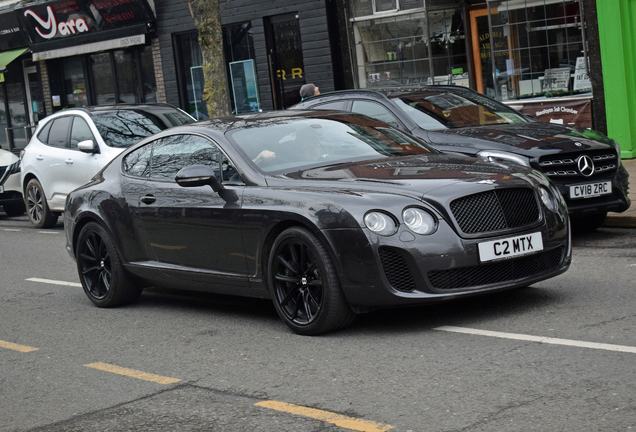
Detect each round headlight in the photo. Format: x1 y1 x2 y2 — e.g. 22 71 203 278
364 211 397 236
538 186 558 212
402 207 437 235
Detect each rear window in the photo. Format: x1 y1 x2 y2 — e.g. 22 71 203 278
91 107 195 148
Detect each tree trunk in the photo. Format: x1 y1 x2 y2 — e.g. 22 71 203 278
188 0 230 118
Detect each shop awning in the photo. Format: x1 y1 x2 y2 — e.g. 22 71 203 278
0 47 28 72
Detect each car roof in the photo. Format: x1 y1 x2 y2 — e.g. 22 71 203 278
294 85 477 105
59 103 186 115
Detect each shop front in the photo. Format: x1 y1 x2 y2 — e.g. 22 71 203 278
15 0 158 115
0 4 34 153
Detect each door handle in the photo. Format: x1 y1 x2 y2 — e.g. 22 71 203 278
36 155 44 160
65 158 73 164
140 195 156 204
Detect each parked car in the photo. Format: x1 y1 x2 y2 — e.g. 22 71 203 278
290 87 630 232
64 111 571 335
21 104 195 228
0 148 25 216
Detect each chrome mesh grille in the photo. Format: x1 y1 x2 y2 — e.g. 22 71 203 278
450 188 540 234
428 247 564 290
378 247 415 292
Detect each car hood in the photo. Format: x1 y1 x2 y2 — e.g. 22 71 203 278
0 149 19 166
425 122 615 157
268 153 542 205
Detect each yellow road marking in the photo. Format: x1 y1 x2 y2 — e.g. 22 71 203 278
255 401 394 432
85 362 180 385
0 340 38 352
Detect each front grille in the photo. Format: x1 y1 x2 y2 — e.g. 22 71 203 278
378 247 415 292
428 247 564 290
450 188 540 234
539 151 617 178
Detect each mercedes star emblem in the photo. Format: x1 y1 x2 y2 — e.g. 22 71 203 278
577 155 595 177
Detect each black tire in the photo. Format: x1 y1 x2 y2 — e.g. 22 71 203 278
268 226 355 335
25 178 58 228
76 222 142 307
571 212 607 234
2 201 26 216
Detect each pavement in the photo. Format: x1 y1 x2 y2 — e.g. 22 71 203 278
604 157 636 228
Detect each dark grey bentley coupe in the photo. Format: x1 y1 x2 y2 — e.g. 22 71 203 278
64 111 571 335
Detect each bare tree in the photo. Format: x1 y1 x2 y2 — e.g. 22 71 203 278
188 0 230 118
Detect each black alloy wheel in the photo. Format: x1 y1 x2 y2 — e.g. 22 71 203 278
76 222 142 307
269 227 355 335
25 178 58 228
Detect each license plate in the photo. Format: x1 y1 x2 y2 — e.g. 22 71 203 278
569 181 612 199
478 232 543 263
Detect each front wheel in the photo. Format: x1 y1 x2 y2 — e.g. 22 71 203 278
25 178 58 228
268 227 355 335
76 222 142 307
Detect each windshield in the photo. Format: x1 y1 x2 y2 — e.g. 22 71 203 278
92 107 195 148
226 114 435 174
393 91 529 130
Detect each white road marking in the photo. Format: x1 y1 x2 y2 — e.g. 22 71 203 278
26 278 81 287
435 326 636 354
3 229 21 232
38 231 59 234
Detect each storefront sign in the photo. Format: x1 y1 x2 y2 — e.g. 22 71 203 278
0 10 30 51
32 33 145 60
18 0 155 45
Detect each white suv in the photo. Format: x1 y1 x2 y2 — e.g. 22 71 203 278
21 104 194 228
0 148 25 217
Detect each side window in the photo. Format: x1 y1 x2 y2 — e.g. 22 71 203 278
123 143 152 177
47 117 73 148
70 117 96 149
313 101 348 111
150 134 238 182
351 100 401 128
36 121 53 144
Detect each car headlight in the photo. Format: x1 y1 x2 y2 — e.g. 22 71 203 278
477 150 531 167
364 211 398 236
402 207 437 235
538 186 558 212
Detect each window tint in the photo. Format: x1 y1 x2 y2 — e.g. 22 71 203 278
91 107 194 148
47 117 73 148
36 121 53 144
123 143 152 177
150 135 237 182
313 100 348 111
70 117 95 149
351 101 401 128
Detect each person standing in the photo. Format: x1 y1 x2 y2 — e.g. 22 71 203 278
299 84 320 100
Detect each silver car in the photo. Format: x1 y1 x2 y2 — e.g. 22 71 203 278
20 104 194 228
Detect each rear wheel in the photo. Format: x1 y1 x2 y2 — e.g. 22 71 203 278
76 222 142 307
2 201 25 216
571 212 607 234
268 227 355 335
25 179 58 228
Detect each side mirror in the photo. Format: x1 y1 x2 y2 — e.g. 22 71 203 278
176 164 239 203
78 140 98 153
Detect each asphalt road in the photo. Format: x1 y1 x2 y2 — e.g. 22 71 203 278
1 211 635 432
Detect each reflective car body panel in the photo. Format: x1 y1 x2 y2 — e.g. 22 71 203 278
290 87 630 220
65 111 571 315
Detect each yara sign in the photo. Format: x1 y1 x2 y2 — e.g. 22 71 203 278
24 6 89 39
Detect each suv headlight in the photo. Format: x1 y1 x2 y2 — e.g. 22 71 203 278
364 211 398 236
478 150 531 167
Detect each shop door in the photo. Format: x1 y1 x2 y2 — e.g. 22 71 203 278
265 13 306 109
23 60 45 127
4 61 28 151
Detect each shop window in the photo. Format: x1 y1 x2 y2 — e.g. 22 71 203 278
352 5 467 89
63 58 89 108
91 53 116 105
472 0 588 101
175 32 208 120
223 22 260 114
